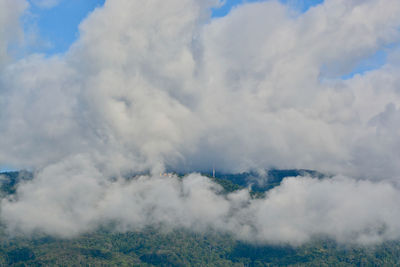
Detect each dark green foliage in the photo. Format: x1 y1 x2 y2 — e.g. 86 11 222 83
78 248 113 260
0 171 33 196
139 251 185 267
210 177 243 193
204 169 324 193
7 247 35 265
1 229 400 266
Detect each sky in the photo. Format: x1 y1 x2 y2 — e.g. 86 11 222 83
27 0 325 55
1 0 400 245
23 0 386 83
24 0 105 55
1 0 386 78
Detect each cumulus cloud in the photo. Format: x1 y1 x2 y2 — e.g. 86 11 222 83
0 0 27 66
1 0 400 244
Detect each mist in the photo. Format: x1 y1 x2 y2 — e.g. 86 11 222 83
1 0 400 245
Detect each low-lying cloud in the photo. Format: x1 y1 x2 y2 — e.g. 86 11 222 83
3 164 400 245
1 0 400 245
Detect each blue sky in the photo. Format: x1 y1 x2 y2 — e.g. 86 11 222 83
25 0 105 55
212 0 323 17
25 0 384 76
342 49 387 80
27 0 324 55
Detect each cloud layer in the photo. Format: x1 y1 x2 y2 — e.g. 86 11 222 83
1 0 400 244
3 168 400 245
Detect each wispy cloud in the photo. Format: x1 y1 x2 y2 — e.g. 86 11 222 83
30 0 62 9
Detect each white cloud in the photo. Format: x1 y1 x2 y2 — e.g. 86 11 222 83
0 0 27 66
3 165 400 245
1 0 400 244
